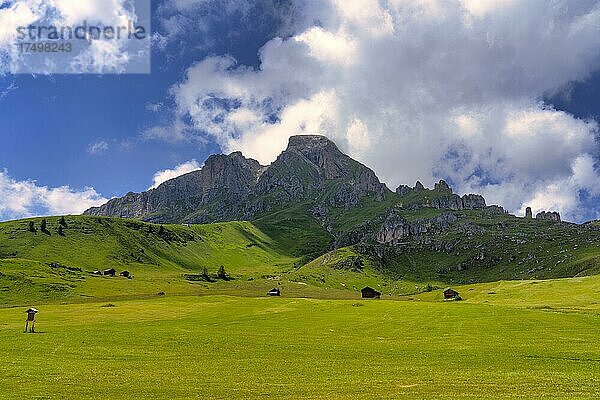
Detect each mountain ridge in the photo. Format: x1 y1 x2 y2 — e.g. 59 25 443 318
85 134 392 223
85 134 505 222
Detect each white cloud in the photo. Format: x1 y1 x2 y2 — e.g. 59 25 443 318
0 169 107 221
0 0 148 74
149 160 201 189
160 0 600 222
87 140 109 155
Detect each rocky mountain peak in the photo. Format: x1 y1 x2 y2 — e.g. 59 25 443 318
283 135 348 180
287 134 339 152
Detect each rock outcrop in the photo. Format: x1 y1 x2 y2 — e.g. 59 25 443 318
461 194 486 209
376 210 458 244
434 179 452 193
395 180 487 211
536 211 561 222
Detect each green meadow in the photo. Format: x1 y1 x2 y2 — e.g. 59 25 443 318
1 284 599 399
1 216 600 398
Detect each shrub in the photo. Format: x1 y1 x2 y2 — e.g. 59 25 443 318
217 265 229 280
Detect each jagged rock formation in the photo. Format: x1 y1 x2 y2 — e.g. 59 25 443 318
256 135 387 209
434 180 452 193
536 211 561 222
525 207 533 219
85 135 389 223
85 151 264 223
395 180 487 211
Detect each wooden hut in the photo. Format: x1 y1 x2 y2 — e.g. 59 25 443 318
443 288 460 300
267 288 281 297
361 286 381 299
103 268 116 276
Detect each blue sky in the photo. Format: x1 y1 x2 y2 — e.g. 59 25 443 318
1 0 600 222
0 0 283 195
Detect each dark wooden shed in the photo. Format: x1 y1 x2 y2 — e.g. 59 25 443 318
103 268 116 276
443 288 460 300
361 286 381 299
267 288 281 296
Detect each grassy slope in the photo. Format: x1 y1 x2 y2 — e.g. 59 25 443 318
253 203 333 261
415 274 600 312
0 288 598 399
0 216 297 305
285 246 436 296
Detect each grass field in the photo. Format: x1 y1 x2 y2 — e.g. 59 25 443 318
1 276 599 399
1 215 600 398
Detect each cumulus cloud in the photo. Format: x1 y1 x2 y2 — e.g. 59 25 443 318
0 0 149 74
0 169 107 221
149 160 201 189
159 0 600 222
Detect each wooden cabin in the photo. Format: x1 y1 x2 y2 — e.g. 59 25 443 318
267 288 281 297
103 268 116 276
443 288 460 300
361 286 381 299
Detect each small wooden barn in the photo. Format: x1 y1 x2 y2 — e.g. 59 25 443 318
443 288 460 300
103 268 116 276
267 288 281 297
361 286 381 299
119 270 130 278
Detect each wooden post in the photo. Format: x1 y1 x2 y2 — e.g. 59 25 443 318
24 308 38 333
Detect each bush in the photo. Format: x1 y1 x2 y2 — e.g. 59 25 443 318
217 266 229 280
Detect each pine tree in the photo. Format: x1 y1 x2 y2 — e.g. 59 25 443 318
40 219 47 232
58 225 64 236
59 216 67 227
217 265 227 280
28 221 35 232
